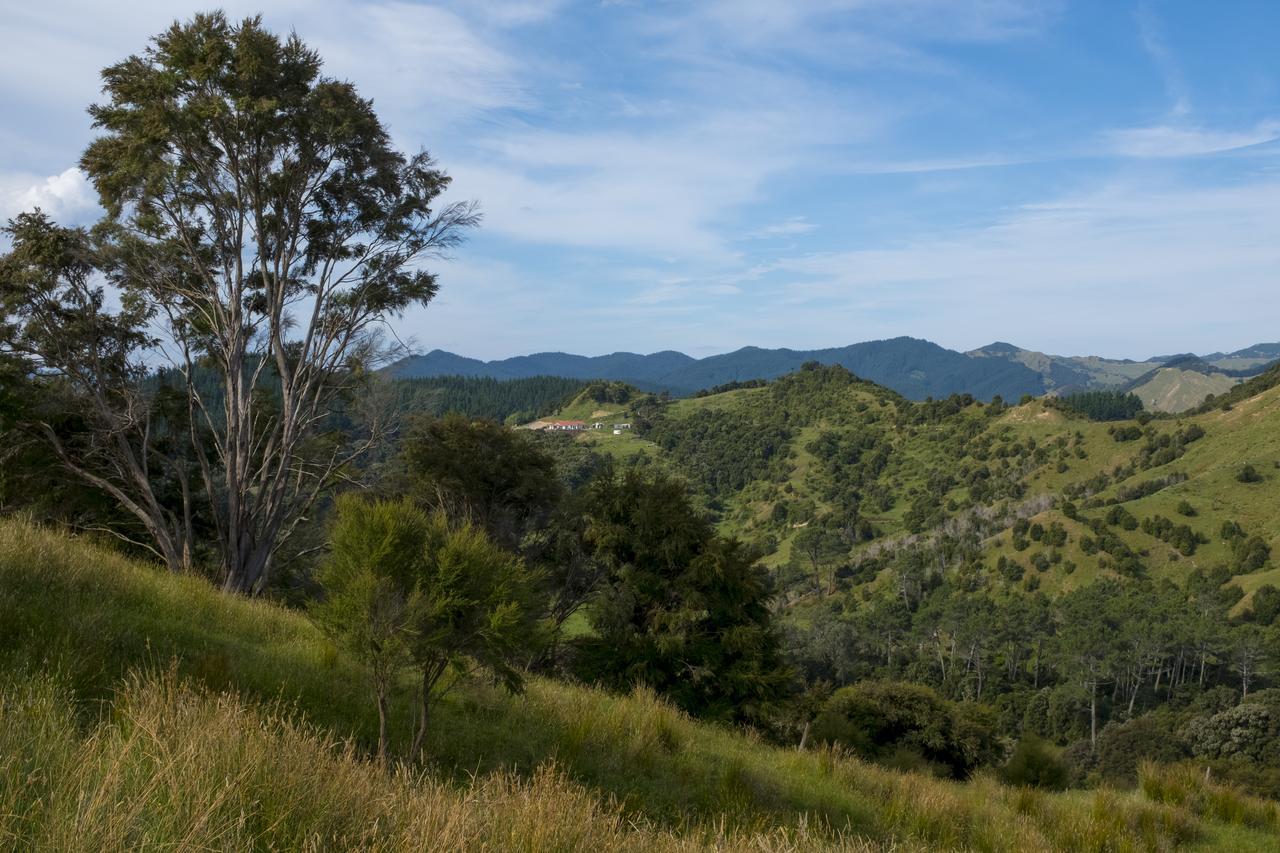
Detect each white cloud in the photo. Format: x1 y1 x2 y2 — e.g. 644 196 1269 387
448 97 875 260
0 168 98 224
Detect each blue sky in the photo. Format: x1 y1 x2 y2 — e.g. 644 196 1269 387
2 1 1279 360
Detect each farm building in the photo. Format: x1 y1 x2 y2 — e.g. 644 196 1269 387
546 420 587 432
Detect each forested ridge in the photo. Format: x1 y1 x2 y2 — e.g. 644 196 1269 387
385 374 589 423
541 362 1280 794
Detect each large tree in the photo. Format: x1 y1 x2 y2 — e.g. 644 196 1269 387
5 13 478 592
573 464 792 722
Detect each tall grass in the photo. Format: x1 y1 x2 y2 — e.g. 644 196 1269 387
0 668 884 851
1139 761 1280 831
2 516 1278 850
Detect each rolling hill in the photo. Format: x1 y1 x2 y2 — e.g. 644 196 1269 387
388 338 1279 410
539 363 1280 612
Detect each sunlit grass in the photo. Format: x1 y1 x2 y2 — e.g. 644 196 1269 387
2 516 1278 850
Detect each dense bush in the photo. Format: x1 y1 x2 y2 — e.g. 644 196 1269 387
1095 713 1188 787
1183 704 1279 763
1001 736 1069 790
810 681 1001 779
389 375 587 424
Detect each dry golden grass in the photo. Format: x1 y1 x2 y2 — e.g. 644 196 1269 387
0 669 894 852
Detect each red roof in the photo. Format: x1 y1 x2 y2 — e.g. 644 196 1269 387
550 420 585 426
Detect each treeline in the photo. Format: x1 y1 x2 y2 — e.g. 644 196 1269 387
1053 390 1145 421
387 375 587 423
693 378 769 397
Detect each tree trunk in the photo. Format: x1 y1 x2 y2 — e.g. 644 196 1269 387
411 664 444 759
798 720 811 751
1089 680 1098 750
376 689 389 766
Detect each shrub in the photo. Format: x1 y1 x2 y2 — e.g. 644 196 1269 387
1095 713 1187 787
1248 585 1280 626
810 681 1001 779
1001 736 1069 790
1237 464 1263 484
1183 704 1278 763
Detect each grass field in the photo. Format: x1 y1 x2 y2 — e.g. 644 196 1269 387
2 517 1279 849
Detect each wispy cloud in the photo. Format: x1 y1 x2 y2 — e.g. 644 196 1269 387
1135 2 1191 117
1104 122 1280 159
743 217 819 239
750 179 1280 358
3 1 1278 359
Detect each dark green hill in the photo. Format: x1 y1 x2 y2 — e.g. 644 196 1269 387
388 337 1047 401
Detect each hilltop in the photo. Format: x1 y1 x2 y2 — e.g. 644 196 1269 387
388 338 1280 412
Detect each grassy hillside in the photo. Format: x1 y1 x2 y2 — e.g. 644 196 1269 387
534 366 1279 614
3 517 1279 850
1128 367 1239 413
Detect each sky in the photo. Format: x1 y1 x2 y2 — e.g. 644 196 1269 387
2 1 1279 361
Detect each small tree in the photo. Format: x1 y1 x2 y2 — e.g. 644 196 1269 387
407 512 537 756
790 522 846 595
314 495 537 761
312 496 427 763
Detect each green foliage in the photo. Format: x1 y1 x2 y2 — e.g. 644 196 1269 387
12 11 481 591
579 380 634 405
572 466 791 723
312 497 427 759
315 495 538 755
1141 515 1208 556
1249 586 1280 626
693 378 768 397
1238 464 1264 484
1184 704 1279 764
400 414 562 549
388 375 587 423
1111 425 1144 442
1001 736 1069 790
1096 714 1188 787
4 504 1280 849
1223 527 1272 573
644 406 791 496
1058 391 1145 422
1190 361 1280 414
810 681 1002 779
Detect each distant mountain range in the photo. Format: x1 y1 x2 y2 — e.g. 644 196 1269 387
386 338 1280 411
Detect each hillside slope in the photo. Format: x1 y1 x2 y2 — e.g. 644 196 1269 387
3 518 1278 850
550 365 1280 608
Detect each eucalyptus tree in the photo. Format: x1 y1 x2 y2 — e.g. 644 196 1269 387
5 12 478 592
